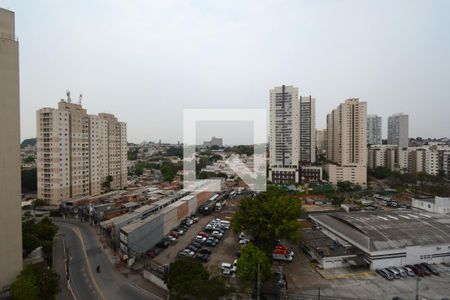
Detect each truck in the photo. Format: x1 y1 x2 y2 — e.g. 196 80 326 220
272 249 293 262
215 199 227 211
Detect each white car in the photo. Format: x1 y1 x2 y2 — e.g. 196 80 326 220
212 231 223 239
166 235 176 242
182 249 195 257
221 262 236 275
220 220 230 229
195 235 207 244
239 238 250 245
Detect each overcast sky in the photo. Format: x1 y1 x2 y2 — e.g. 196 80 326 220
2 0 450 144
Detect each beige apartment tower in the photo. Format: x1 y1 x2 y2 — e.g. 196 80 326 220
0 8 23 291
37 98 127 205
326 98 367 187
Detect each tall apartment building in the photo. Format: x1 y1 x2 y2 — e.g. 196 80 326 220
326 99 367 187
368 144 450 178
316 128 327 156
268 85 317 184
299 96 316 163
0 8 23 291
367 114 382 145
37 99 127 205
388 113 409 148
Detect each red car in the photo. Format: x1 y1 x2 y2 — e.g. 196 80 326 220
198 231 208 238
170 231 178 238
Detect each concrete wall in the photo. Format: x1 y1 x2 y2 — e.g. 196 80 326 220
163 206 178 235
0 8 23 290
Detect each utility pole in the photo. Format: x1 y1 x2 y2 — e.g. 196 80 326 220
415 277 420 300
256 263 261 300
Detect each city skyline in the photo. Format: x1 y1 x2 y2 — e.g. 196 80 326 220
2 0 450 144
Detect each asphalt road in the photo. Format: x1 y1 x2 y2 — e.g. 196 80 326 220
56 220 160 300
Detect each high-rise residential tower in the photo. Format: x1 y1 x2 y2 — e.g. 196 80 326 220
367 114 382 145
299 96 316 163
37 98 127 205
269 85 318 184
388 113 409 148
0 7 23 290
316 128 327 156
326 98 367 187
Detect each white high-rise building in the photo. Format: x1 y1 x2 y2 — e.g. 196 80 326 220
37 98 127 205
367 114 382 145
326 99 367 187
388 113 409 148
269 85 299 168
0 7 23 290
268 85 317 184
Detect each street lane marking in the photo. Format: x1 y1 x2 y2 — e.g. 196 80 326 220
71 226 106 300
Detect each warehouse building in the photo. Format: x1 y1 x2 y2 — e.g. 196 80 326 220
310 210 450 270
118 191 214 257
412 196 450 214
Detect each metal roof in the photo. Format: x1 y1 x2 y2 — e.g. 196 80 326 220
311 210 450 252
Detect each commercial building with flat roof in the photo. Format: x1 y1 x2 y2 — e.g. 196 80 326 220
310 210 450 269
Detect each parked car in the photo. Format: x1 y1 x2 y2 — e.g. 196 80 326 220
406 265 424 277
274 245 294 257
385 267 400 279
220 220 230 230
191 216 199 223
212 231 223 238
170 231 178 238
176 228 185 236
403 266 416 277
198 248 212 255
166 235 177 242
196 253 209 262
198 231 209 238
180 249 195 257
393 267 407 277
191 241 202 248
221 262 236 276
376 269 394 281
205 239 217 247
187 244 199 252
207 236 219 243
195 235 207 244
420 263 439 275
239 238 250 245
414 264 431 276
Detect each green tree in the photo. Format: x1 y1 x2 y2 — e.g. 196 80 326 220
102 175 113 192
21 168 37 192
24 156 35 163
236 243 271 283
232 186 303 251
165 146 183 158
11 265 59 300
167 258 232 300
22 217 58 265
161 161 177 182
127 149 138 160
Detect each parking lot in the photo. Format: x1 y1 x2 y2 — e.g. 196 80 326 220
153 195 242 272
289 262 450 299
